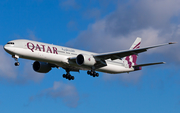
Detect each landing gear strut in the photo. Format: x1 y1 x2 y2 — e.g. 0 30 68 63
87 70 99 77
62 69 75 80
12 55 20 66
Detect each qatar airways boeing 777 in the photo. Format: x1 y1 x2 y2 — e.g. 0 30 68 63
3 37 175 80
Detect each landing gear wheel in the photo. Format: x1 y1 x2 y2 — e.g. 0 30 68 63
15 62 20 66
62 72 75 81
95 73 99 77
66 74 74 81
90 71 94 75
71 76 75 80
87 70 91 75
68 77 71 80
63 74 66 78
93 72 97 77
66 74 70 79
87 70 99 77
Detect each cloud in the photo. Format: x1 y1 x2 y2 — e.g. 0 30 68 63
14 30 41 41
66 0 180 82
27 30 41 41
29 81 79 108
67 21 79 31
0 30 45 84
105 0 180 36
0 45 44 84
60 0 80 10
0 45 17 80
67 23 169 53
67 0 180 58
14 60 45 84
83 8 101 20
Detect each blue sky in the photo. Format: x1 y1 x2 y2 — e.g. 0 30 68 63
0 0 180 113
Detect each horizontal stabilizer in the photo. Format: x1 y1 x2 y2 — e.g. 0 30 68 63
133 62 165 67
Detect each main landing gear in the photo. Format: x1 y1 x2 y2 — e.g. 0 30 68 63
62 70 75 80
87 70 99 77
12 55 20 66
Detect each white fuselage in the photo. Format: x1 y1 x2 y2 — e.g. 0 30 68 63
4 39 134 74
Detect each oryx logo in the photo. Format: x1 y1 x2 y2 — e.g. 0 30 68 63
124 42 140 68
125 55 137 68
88 58 91 61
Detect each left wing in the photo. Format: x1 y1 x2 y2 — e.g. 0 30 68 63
94 42 176 60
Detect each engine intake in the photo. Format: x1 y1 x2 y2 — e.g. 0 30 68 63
76 54 96 66
33 61 52 73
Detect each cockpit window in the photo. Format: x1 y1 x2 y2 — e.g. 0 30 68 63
7 42 14 44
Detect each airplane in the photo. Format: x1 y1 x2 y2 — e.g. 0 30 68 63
3 37 176 80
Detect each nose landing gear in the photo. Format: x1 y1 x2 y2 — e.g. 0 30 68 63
12 55 20 66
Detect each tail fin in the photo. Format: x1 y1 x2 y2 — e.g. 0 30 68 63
129 37 141 50
123 37 141 68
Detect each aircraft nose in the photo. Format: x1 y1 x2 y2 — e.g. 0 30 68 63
3 44 13 52
3 44 8 51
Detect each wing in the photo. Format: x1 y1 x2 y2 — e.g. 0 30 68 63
94 42 176 60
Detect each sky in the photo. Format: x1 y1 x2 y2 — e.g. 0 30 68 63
0 0 180 113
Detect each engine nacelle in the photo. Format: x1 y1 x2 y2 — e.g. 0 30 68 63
33 61 52 73
76 54 96 66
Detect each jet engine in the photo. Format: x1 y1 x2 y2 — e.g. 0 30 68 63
76 54 96 66
33 61 52 73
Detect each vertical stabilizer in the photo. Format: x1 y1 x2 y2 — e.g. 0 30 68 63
129 37 141 50
123 37 141 68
